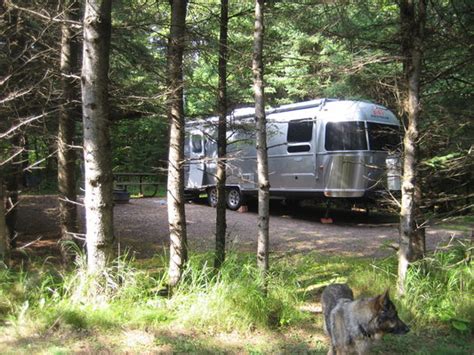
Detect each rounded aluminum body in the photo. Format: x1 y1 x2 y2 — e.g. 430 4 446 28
184 99 401 200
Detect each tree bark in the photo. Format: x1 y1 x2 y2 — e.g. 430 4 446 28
398 0 427 296
2 3 22 251
81 0 114 274
167 0 188 287
214 0 228 270
0 170 10 267
253 0 270 275
58 0 80 264
5 134 22 249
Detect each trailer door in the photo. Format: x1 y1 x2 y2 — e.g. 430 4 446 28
187 132 206 189
271 120 316 190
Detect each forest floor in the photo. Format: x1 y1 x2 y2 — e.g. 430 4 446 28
13 195 466 262
3 195 472 354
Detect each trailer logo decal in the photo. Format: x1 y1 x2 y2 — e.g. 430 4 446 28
371 106 388 118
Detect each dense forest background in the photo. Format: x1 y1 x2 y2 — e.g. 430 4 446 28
2 0 472 217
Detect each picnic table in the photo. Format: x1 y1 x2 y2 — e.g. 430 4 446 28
113 172 161 197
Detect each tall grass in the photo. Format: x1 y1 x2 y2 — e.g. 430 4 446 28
402 238 473 332
0 251 305 335
348 238 473 333
0 239 471 338
174 253 307 331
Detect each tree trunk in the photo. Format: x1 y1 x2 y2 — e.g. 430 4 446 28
167 0 188 287
0 170 10 267
58 0 80 264
214 0 228 270
2 3 22 251
5 173 19 250
253 0 270 275
398 0 426 296
5 134 22 249
81 0 114 274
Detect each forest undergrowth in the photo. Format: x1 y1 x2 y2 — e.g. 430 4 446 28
0 238 472 354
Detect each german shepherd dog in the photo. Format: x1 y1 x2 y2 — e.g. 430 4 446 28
321 284 409 355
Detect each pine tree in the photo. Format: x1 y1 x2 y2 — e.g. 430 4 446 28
166 0 188 287
58 0 81 264
253 0 270 275
214 0 229 270
81 0 115 274
398 0 427 295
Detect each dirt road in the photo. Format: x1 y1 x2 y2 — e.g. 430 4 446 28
15 195 465 260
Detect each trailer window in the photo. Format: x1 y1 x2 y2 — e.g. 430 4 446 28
191 135 203 154
287 121 313 142
205 139 216 157
288 145 311 153
325 121 367 151
367 123 400 152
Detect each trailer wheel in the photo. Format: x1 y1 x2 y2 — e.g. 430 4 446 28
226 188 243 211
207 187 218 207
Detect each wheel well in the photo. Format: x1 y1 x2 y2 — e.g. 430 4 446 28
205 185 241 192
226 186 240 191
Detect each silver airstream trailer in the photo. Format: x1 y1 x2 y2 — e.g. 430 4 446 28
184 99 401 210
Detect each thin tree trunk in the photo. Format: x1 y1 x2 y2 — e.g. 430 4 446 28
398 0 426 296
58 0 80 264
5 134 22 249
2 3 22 251
167 0 188 287
81 0 114 274
0 170 10 267
253 0 270 275
214 0 228 270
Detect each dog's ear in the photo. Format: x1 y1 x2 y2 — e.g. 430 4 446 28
381 289 391 308
376 289 391 310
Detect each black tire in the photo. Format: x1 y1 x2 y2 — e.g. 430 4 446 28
207 187 218 207
226 188 243 211
283 199 300 209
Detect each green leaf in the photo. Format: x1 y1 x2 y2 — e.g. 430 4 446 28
451 319 469 332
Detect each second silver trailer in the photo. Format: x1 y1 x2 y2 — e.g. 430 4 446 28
184 99 401 210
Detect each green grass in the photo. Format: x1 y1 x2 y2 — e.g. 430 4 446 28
0 240 472 353
402 238 473 331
